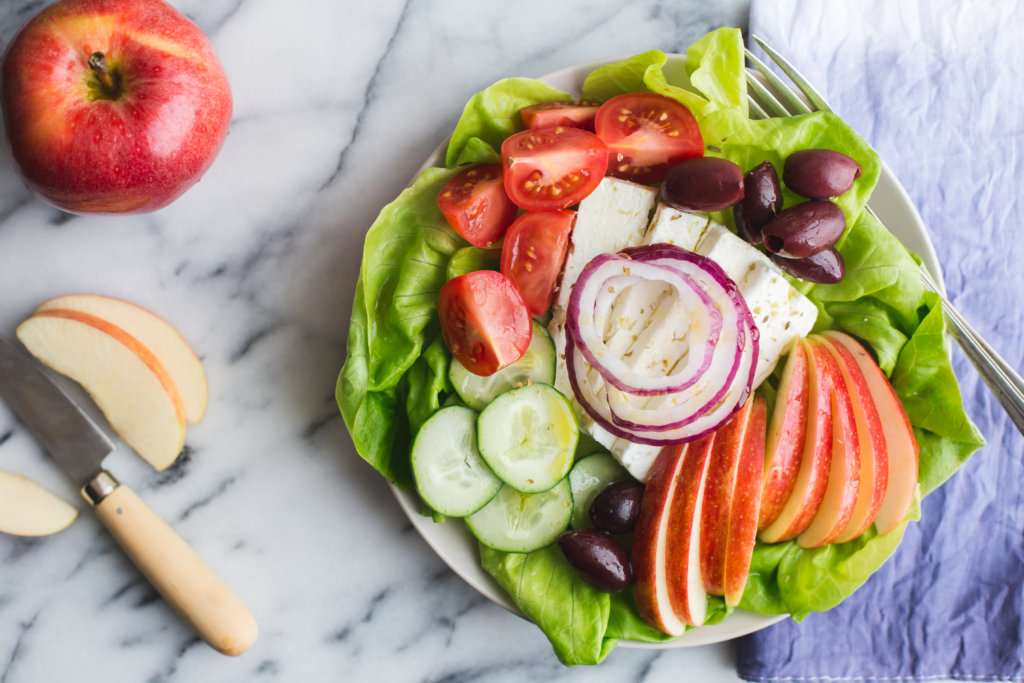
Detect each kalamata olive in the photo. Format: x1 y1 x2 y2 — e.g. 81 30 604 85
661 157 745 212
771 247 846 284
783 149 862 199
557 529 633 593
589 480 643 534
761 200 846 258
733 161 782 244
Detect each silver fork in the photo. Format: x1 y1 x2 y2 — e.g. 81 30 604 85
745 34 1024 437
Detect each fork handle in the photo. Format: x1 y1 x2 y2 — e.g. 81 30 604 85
935 287 1024 435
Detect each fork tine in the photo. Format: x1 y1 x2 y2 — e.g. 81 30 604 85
745 48 814 117
746 95 770 120
745 73 793 118
750 34 834 113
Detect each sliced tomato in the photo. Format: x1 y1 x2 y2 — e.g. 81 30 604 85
501 126 608 211
594 93 704 184
500 210 574 316
438 270 532 376
520 101 600 131
437 164 518 247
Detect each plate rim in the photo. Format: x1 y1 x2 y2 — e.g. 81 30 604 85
386 51 942 649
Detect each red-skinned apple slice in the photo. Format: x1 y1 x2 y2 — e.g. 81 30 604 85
759 338 833 543
758 342 809 531
35 295 208 423
700 405 745 596
633 443 691 636
723 396 766 606
633 436 715 634
818 334 889 543
16 310 187 471
797 340 861 548
665 435 715 627
821 330 919 535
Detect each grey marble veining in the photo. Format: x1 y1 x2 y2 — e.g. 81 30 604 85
0 1 751 681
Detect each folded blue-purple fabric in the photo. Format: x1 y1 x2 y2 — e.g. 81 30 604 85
737 1 1024 681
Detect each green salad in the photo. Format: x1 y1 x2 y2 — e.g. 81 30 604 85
336 27 984 665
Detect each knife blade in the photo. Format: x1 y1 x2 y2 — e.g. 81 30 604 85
0 336 257 656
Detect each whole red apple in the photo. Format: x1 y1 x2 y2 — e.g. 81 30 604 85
0 0 232 214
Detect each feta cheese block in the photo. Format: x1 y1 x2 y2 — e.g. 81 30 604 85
550 196 817 482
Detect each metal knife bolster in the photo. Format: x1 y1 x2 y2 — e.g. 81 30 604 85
83 470 120 505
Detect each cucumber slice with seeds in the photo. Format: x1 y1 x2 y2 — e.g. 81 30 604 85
411 406 501 517
465 479 573 553
450 319 555 411
477 383 578 493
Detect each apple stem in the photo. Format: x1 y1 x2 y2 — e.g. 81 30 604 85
88 52 118 97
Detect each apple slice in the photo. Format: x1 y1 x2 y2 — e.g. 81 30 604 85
759 342 810 531
665 435 716 627
821 330 919 535
633 436 715 634
17 311 186 471
723 396 766 606
0 470 77 536
700 396 764 597
759 338 833 543
818 333 889 543
797 340 861 548
35 295 208 423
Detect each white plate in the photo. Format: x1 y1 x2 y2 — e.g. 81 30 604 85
387 54 943 649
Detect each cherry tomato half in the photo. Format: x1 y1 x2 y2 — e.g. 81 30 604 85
437 164 518 247
594 93 704 184
438 270 532 376
500 210 575 316
501 126 608 211
520 101 600 131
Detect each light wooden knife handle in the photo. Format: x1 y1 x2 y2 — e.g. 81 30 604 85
90 478 258 656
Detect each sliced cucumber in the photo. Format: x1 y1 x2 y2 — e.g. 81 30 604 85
411 406 501 517
568 452 632 529
449 319 555 411
465 479 573 553
477 383 578 493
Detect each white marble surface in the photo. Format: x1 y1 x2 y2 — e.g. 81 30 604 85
0 1 755 681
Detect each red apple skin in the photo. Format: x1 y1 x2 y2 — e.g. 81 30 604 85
1 0 232 214
797 341 861 549
665 434 715 627
723 396 766 606
758 338 833 544
818 333 889 543
758 342 809 531
821 330 919 535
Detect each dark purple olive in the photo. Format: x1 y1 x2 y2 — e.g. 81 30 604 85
589 481 643 534
762 200 846 258
733 161 783 244
557 529 633 593
771 247 846 284
661 157 744 212
783 149 862 199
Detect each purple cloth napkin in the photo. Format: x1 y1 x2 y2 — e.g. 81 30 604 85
737 1 1024 681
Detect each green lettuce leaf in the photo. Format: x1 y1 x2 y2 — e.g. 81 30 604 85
337 167 463 487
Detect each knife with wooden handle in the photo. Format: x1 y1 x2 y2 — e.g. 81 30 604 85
0 336 257 656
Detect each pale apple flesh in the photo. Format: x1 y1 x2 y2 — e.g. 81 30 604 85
819 334 889 543
722 396 766 606
0 0 232 214
36 294 208 423
16 311 186 471
633 443 692 636
699 406 745 596
758 339 833 543
0 470 77 537
821 331 919 535
758 341 809 531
